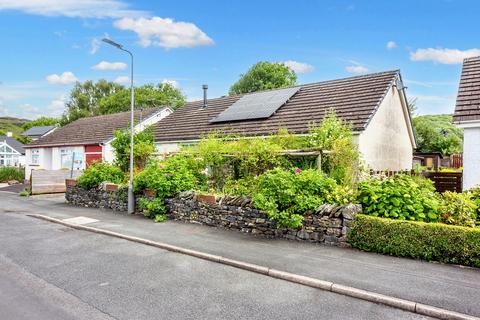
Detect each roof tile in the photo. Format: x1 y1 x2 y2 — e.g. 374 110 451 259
153 70 399 142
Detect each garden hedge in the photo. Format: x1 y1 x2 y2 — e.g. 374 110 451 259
348 214 480 268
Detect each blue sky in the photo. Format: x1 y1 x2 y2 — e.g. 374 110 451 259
0 0 479 120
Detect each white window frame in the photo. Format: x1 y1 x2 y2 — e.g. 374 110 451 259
31 149 40 165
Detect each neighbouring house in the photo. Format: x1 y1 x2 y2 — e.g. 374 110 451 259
152 70 416 171
22 125 57 141
453 56 480 190
24 107 171 178
413 152 443 171
0 133 25 167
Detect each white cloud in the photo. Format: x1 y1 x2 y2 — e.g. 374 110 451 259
345 65 369 74
46 71 78 85
410 47 480 64
386 41 397 49
46 95 66 116
409 93 457 115
90 37 100 54
161 79 178 88
283 60 314 74
113 17 214 48
114 76 130 84
0 0 146 19
93 61 127 71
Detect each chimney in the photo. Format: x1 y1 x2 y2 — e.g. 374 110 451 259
202 84 208 109
6 131 12 137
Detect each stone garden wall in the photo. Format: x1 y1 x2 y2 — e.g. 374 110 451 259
65 180 128 212
65 181 362 246
166 191 361 246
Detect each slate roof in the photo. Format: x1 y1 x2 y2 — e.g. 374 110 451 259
22 125 56 137
153 70 400 142
26 108 161 148
0 136 25 154
454 56 480 123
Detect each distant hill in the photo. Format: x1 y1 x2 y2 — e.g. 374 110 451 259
0 116 29 136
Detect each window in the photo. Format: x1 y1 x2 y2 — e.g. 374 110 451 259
1 143 20 167
31 149 40 165
60 148 73 169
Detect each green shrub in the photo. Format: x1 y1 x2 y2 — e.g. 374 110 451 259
0 167 25 182
253 168 338 228
439 191 477 227
19 190 29 197
348 214 480 267
134 155 205 198
111 128 156 172
138 197 166 219
357 174 440 222
307 110 359 186
467 186 480 219
77 162 124 190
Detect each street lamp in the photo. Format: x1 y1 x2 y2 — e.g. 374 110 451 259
102 38 135 214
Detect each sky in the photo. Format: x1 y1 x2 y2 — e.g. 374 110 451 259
0 0 479 120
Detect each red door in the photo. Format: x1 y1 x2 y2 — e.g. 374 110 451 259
85 145 103 167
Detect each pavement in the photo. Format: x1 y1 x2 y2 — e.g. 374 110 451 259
1 192 479 319
0 182 27 193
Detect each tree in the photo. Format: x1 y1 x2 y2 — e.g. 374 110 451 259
98 83 185 115
60 80 124 125
413 114 463 156
22 117 59 131
111 128 156 172
229 61 297 95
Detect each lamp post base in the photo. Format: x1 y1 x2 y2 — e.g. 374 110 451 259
127 186 135 214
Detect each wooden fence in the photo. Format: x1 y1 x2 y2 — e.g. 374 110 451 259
452 154 463 169
30 169 83 195
369 169 462 193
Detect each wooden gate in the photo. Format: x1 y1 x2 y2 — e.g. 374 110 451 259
422 172 462 193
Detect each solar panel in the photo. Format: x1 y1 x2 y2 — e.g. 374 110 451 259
210 86 300 123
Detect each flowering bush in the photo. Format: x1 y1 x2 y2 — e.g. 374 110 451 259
133 155 206 198
439 191 477 227
77 162 124 190
253 168 339 228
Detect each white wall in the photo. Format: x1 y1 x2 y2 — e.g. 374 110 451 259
462 126 480 190
358 86 414 171
25 146 85 179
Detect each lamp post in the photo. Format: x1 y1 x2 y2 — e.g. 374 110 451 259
102 38 135 214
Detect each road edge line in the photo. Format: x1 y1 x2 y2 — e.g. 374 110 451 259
29 214 479 320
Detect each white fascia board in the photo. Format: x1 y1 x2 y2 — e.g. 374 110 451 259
455 120 480 128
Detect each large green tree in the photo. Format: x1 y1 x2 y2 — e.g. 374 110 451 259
61 80 124 125
413 114 463 156
60 80 185 125
98 83 185 114
229 61 297 95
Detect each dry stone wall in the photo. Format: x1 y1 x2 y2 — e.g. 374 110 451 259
166 191 361 246
65 183 362 246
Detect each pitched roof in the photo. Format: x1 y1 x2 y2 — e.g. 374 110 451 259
26 108 161 148
22 125 56 137
0 136 25 154
453 56 480 123
153 70 400 142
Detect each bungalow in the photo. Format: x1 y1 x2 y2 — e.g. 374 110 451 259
0 133 25 167
24 107 171 177
453 56 480 190
22 125 57 141
152 70 416 171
